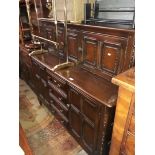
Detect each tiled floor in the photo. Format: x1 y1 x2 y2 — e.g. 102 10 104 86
19 79 87 155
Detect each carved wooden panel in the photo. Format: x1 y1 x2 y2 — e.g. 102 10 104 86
67 29 79 62
58 27 64 56
83 36 98 68
82 119 95 153
69 88 81 110
82 98 99 124
100 41 122 75
69 106 81 139
46 26 55 41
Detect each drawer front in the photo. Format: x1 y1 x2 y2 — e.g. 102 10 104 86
49 88 68 109
48 79 67 99
68 88 81 111
32 59 46 78
47 73 67 93
22 52 31 65
49 96 68 123
82 98 100 124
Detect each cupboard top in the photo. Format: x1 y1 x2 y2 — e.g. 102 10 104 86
56 66 118 108
31 53 118 108
112 67 135 92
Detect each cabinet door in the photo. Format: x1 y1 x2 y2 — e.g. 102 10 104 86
68 88 81 110
82 119 97 153
82 98 100 154
67 29 80 62
69 106 81 140
83 36 98 69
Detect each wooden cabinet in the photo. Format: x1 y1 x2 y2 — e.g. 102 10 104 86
46 69 69 127
81 31 128 81
109 68 135 155
19 46 34 88
20 20 134 155
68 86 109 155
31 59 48 104
67 29 81 62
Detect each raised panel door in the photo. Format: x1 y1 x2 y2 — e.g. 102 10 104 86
69 106 81 140
83 36 98 68
68 29 80 62
82 119 97 154
100 41 122 75
82 98 100 124
68 88 81 110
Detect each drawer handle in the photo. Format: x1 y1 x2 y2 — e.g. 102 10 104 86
57 83 61 88
41 79 47 87
54 80 57 83
50 100 54 104
58 97 62 101
61 120 64 124
66 104 70 108
51 110 55 114
60 109 63 113
35 74 40 79
39 66 45 71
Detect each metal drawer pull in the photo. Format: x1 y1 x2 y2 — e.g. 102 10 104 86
60 109 63 112
66 104 70 108
35 74 40 79
41 79 47 87
58 97 62 101
61 120 64 124
54 80 57 83
57 84 61 88
50 100 54 104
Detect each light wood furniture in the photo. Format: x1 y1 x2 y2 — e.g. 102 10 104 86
109 67 135 155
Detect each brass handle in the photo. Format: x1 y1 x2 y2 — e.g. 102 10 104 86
60 109 63 113
61 120 64 124
58 97 62 101
50 100 54 104
66 104 70 108
35 74 40 79
57 83 61 88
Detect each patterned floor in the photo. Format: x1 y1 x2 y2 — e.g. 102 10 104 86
19 79 87 155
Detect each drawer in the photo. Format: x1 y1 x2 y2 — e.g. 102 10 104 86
22 52 31 66
53 100 68 118
49 89 69 110
47 73 67 93
32 60 46 78
49 98 68 124
48 80 67 98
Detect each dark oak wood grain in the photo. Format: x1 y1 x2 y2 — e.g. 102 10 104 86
20 11 134 154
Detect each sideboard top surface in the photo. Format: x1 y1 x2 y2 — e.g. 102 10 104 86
31 53 118 108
